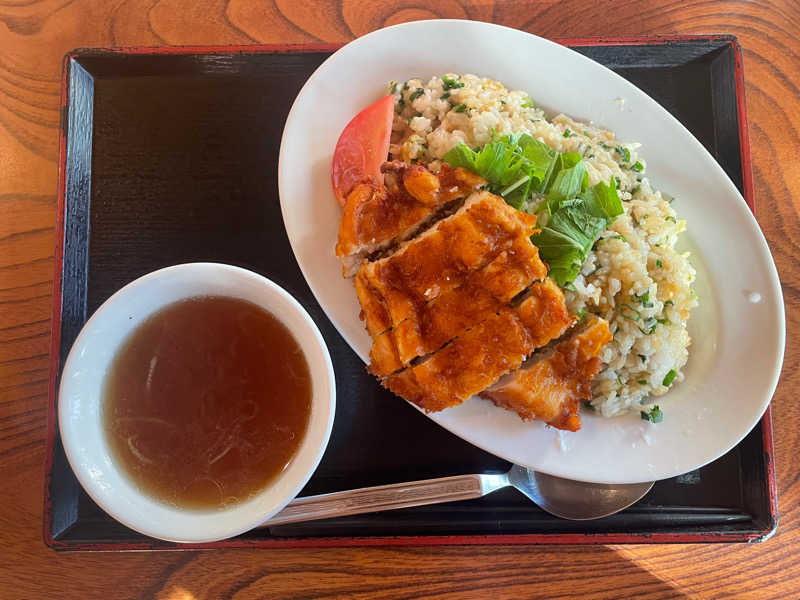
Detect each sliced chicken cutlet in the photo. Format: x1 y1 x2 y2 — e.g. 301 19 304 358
481 316 612 431
368 236 546 376
515 277 578 349
389 161 487 206
336 162 486 276
384 278 572 412
355 191 538 336
384 310 532 412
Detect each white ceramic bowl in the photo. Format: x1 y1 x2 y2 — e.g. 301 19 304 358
58 263 335 543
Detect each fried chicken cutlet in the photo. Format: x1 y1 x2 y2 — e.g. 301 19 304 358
336 159 612 431
355 191 537 337
336 162 486 276
368 235 546 376
481 317 612 431
384 279 573 412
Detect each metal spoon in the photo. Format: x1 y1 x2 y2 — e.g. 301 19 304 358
259 464 654 527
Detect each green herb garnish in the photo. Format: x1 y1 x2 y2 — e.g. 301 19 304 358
619 303 642 322
637 291 653 308
638 318 658 335
638 379 648 385
662 369 677 387
656 259 663 268
441 91 451 100
443 135 622 287
616 146 631 162
453 104 467 113
641 405 663 423
442 75 464 90
543 153 587 210
533 174 623 286
521 98 534 108
442 133 558 209
563 128 574 138
533 209 604 286
409 88 424 101
632 161 644 172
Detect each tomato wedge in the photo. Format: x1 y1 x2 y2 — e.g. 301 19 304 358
331 94 395 206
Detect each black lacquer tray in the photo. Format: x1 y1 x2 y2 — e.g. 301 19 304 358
44 36 776 550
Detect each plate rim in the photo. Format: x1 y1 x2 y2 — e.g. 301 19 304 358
277 19 785 485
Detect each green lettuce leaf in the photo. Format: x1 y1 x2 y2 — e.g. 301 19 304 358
534 205 607 286
516 134 558 191
533 176 623 286
444 133 624 288
442 134 557 209
440 143 476 171
580 178 623 220
544 155 588 214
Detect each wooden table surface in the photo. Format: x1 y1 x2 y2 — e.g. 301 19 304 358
2 1 798 598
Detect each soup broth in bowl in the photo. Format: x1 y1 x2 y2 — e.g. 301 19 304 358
58 263 335 543
103 296 312 510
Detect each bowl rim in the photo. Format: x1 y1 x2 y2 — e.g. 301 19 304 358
57 262 336 542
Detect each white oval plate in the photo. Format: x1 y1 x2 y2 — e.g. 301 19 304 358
278 20 784 484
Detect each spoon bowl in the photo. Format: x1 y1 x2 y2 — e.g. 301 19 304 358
508 465 654 520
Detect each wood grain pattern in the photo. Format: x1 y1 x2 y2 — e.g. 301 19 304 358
1 1 798 598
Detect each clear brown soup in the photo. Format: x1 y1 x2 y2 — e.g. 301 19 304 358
103 295 312 510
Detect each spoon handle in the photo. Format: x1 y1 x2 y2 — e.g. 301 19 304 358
260 473 506 527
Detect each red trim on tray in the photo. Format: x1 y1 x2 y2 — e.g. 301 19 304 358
729 37 779 531
760 406 778 535
42 51 73 550
48 529 769 552
730 37 756 215
66 34 741 58
45 35 776 551
554 34 737 47
68 43 343 57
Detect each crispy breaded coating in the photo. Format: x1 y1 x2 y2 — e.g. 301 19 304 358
384 280 572 412
356 192 537 333
368 236 546 376
335 163 485 276
337 159 608 430
481 317 612 431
